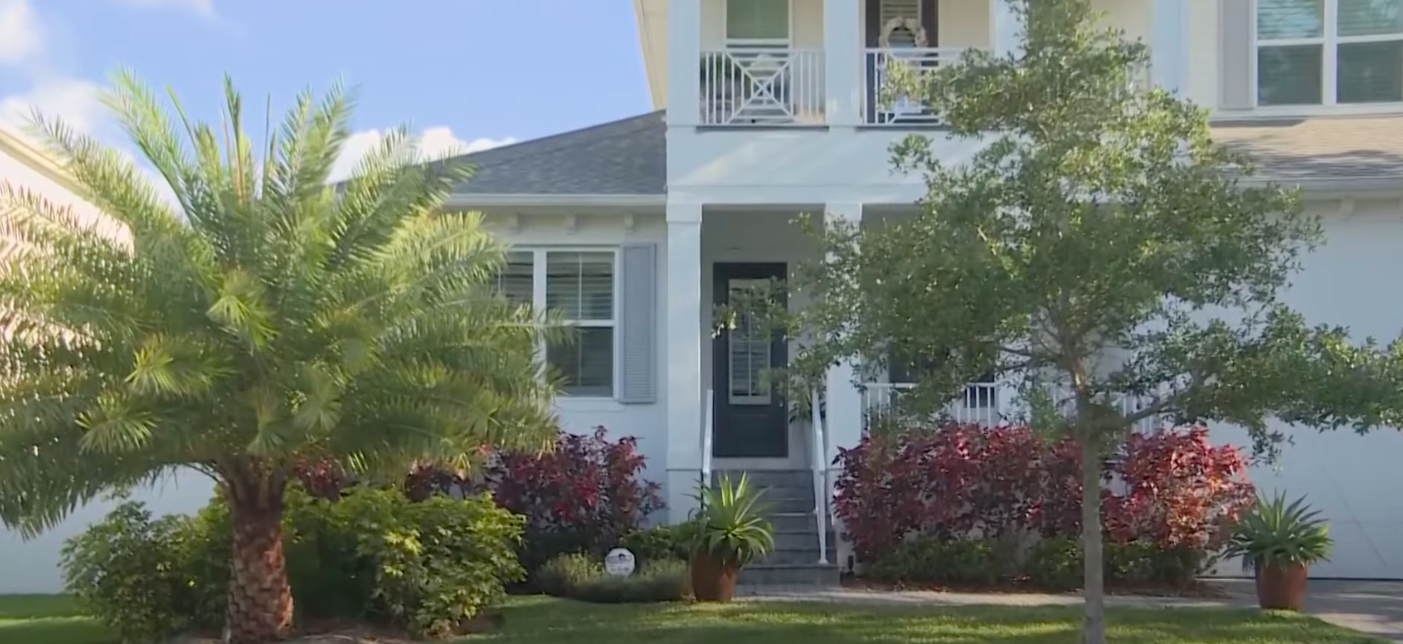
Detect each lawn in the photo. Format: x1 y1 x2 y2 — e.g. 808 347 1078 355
0 594 1387 644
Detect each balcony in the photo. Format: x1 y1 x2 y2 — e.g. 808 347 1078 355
862 47 973 125
699 46 826 126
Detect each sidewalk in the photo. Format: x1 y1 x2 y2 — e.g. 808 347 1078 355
740 580 1403 641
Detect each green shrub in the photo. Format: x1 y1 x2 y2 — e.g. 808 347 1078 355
867 537 1004 586
1023 536 1082 590
60 500 225 644
534 553 688 603
619 524 690 567
570 558 689 604
62 485 525 641
1022 537 1203 590
534 553 604 598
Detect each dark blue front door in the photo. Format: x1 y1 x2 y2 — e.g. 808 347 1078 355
712 263 788 459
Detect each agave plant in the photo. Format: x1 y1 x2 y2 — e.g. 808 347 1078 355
1224 492 1333 571
688 473 775 569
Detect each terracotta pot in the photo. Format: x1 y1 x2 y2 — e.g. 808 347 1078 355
690 554 740 602
1255 562 1309 610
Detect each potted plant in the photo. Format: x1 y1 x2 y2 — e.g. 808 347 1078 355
1224 492 1333 610
685 473 775 602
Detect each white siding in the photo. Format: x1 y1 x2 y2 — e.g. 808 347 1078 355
0 131 217 594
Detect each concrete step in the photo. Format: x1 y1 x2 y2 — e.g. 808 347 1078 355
714 469 814 488
767 512 818 533
738 563 841 587
759 496 814 514
756 547 837 566
773 530 836 551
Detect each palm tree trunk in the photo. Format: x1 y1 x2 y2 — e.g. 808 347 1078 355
1080 436 1106 644
224 472 293 644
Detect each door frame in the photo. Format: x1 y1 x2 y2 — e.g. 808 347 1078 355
711 262 789 459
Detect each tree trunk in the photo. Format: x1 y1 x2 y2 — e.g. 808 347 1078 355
1080 435 1106 644
224 473 294 644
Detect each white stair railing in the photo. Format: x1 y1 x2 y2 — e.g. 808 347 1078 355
702 388 714 489
810 387 829 565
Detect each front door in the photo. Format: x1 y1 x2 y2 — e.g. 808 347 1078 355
712 263 789 458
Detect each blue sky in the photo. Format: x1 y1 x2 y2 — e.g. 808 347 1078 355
0 0 651 175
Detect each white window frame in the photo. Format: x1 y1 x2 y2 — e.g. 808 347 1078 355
1252 0 1403 110
508 247 621 399
722 0 794 48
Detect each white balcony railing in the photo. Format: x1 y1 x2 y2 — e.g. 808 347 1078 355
863 381 1166 431
700 47 825 126
862 47 973 126
863 382 1003 426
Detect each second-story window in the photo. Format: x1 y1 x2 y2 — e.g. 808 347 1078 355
1257 0 1403 106
726 0 789 43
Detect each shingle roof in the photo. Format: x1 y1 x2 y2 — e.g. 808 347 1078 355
444 111 1403 198
1211 115 1403 182
448 111 665 196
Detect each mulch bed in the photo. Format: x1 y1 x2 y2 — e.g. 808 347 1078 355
840 575 1230 599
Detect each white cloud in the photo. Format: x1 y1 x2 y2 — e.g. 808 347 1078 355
330 127 515 182
0 76 104 133
111 0 215 18
0 0 42 64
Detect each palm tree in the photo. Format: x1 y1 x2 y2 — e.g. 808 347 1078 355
0 72 562 644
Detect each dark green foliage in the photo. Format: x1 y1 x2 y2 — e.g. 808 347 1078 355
1023 536 1084 591
59 499 226 643
1023 536 1204 590
60 486 525 641
619 524 691 568
535 553 688 604
1224 493 1334 572
569 559 690 604
534 553 604 598
867 537 1006 586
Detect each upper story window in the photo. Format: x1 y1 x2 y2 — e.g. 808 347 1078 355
1257 0 1403 106
726 0 789 43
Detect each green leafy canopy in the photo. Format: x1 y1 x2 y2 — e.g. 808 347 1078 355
0 70 565 535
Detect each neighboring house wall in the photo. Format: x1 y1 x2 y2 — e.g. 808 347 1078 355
0 125 216 594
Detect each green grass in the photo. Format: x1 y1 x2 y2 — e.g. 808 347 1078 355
0 595 113 644
0 594 1387 644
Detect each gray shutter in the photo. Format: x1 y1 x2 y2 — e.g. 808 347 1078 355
617 243 657 404
1220 0 1254 109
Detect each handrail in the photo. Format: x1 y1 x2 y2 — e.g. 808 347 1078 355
810 387 829 565
702 388 714 489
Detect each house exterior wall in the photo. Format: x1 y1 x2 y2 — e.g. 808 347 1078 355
1206 199 1403 579
0 127 215 594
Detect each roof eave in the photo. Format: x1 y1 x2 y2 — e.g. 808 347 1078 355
444 193 666 209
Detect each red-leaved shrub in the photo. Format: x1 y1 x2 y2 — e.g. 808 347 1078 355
485 427 664 574
834 423 1253 562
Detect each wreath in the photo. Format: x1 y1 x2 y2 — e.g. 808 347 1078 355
878 16 928 50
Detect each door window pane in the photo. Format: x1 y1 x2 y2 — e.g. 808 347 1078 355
728 279 772 404
726 0 789 40
1257 0 1325 39
1339 40 1403 102
1338 0 1403 36
1258 44 1325 105
548 327 614 397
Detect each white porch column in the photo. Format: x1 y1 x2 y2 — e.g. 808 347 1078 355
665 203 704 522
991 0 1024 58
1150 0 1187 94
666 0 701 127
823 203 865 463
823 0 862 127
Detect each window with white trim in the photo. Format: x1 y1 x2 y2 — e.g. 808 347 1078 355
726 0 790 43
1257 0 1403 106
495 249 616 397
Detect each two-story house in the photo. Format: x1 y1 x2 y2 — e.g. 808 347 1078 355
437 0 1403 584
